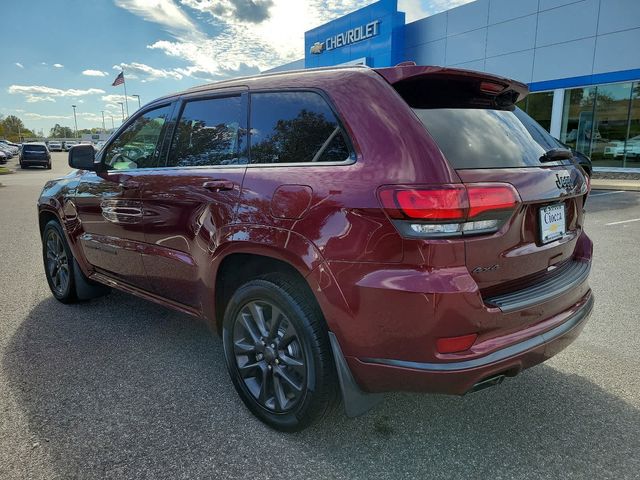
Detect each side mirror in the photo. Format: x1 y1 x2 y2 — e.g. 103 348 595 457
69 144 101 171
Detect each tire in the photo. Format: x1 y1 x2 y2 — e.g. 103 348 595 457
20 162 27 169
42 220 78 303
222 274 338 431
46 162 52 169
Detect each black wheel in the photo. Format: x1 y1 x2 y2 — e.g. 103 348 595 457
222 274 338 431
43 220 77 303
46 162 52 169
20 162 27 169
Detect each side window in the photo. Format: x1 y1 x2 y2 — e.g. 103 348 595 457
250 91 351 164
167 96 243 167
104 105 172 170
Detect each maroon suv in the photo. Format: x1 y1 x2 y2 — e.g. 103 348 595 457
38 65 593 431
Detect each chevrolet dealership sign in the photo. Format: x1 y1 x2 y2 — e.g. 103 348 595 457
310 20 381 54
304 0 405 69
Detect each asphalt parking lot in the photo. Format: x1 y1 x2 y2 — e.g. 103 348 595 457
0 152 639 479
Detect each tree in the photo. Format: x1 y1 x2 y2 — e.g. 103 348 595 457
49 124 74 138
1 115 34 142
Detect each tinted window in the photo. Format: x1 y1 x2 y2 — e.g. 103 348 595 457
413 108 558 169
23 145 47 153
104 105 172 170
250 91 350 164
167 96 244 167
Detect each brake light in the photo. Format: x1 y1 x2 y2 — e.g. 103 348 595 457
378 183 520 238
479 81 507 94
436 333 478 354
392 188 467 220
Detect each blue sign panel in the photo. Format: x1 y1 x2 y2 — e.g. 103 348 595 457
304 0 405 69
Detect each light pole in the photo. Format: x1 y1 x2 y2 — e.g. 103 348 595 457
132 94 141 110
71 104 78 139
117 102 125 123
110 115 115 130
101 110 106 132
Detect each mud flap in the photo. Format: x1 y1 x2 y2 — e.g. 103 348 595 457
328 332 383 417
72 259 110 300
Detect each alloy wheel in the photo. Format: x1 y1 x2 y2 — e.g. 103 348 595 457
232 300 307 413
45 229 70 296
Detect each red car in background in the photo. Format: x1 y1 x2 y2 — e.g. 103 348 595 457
37 64 593 431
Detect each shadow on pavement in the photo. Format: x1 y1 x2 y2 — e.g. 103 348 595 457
4 293 639 479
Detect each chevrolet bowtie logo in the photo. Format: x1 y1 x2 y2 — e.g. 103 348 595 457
310 42 325 54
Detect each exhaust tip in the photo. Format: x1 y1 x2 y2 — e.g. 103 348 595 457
467 374 506 394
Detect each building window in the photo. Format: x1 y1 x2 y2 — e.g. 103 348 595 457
517 91 554 133
560 81 640 168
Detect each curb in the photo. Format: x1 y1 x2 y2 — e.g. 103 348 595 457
591 179 640 192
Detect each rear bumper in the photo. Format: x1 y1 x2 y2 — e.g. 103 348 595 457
22 158 49 164
347 291 593 394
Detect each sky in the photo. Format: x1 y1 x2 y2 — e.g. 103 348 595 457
0 0 472 135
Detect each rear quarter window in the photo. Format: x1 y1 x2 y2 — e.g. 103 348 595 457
249 91 352 164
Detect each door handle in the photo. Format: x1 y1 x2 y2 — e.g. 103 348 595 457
203 180 234 192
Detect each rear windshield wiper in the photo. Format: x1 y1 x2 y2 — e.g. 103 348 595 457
540 148 573 162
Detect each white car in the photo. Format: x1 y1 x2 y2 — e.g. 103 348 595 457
64 141 78 151
604 137 640 158
48 141 63 152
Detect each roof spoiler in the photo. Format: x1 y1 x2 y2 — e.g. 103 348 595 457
374 65 529 105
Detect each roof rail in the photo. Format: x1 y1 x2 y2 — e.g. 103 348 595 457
183 63 371 93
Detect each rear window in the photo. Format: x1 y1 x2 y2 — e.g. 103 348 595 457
413 108 565 169
23 145 46 153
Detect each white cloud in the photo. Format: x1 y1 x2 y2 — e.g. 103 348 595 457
115 0 198 34
53 63 64 68
113 62 183 81
101 94 139 104
83 69 109 77
25 113 71 120
9 85 106 98
25 95 56 103
15 62 24 69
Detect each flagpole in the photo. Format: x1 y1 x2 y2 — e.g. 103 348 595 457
122 69 130 118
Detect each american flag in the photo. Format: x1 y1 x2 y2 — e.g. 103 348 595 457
112 72 124 87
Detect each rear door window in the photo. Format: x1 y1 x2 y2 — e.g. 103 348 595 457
249 91 351 164
167 95 245 167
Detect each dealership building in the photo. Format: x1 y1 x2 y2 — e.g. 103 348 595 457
269 0 640 170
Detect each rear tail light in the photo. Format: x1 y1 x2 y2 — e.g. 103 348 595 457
378 183 520 238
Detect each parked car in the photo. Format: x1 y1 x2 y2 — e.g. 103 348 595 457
0 140 19 155
64 141 78 151
0 146 14 160
603 136 640 158
20 142 51 169
48 141 63 152
0 150 7 164
37 65 593 431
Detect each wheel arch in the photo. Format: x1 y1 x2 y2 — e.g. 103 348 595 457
212 249 321 335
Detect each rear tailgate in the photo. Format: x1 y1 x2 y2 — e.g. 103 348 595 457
457 166 587 295
376 65 589 301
